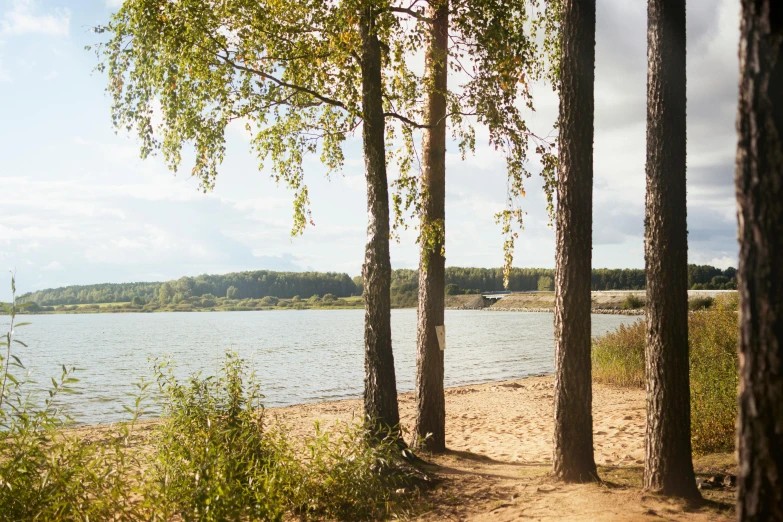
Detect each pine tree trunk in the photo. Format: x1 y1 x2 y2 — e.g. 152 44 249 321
552 0 598 483
643 0 699 499
736 2 783 519
413 0 448 454
359 5 400 433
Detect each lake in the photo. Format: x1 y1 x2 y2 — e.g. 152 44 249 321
3 310 638 425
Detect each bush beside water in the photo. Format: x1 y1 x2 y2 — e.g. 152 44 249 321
592 294 739 453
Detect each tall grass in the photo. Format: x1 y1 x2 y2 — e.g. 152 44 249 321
592 296 739 453
592 320 646 387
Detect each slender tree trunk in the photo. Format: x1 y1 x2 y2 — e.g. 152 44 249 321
736 2 783 519
359 5 400 433
552 0 598 483
414 0 448 454
643 0 699 499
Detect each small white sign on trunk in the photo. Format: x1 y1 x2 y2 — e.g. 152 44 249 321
435 325 446 351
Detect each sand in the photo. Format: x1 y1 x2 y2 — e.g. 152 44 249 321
271 376 736 521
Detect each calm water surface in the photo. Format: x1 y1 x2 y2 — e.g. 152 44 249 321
3 310 638 425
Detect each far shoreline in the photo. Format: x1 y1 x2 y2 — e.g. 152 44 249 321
12 305 647 316
9 290 731 316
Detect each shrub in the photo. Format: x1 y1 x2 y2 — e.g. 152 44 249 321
621 294 644 310
260 295 279 306
688 295 714 310
146 353 427 520
322 293 336 303
146 353 288 520
592 310 739 453
445 284 461 296
688 310 738 453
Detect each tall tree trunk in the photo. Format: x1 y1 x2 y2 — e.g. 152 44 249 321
552 0 598 483
643 0 699 499
735 1 783 519
359 5 400 433
414 0 448 454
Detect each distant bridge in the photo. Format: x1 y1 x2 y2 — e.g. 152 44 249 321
481 291 512 301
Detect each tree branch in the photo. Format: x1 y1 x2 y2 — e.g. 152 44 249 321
389 6 434 23
214 53 348 111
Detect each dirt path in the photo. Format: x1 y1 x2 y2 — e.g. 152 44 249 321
271 377 736 521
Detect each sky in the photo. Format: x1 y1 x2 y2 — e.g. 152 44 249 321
0 0 741 300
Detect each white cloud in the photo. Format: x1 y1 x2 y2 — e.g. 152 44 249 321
0 0 70 37
105 0 124 8
706 256 737 270
42 260 63 271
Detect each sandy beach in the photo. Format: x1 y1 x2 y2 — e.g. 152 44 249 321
74 375 736 520
268 376 735 521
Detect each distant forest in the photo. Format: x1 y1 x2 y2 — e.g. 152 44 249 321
18 265 737 307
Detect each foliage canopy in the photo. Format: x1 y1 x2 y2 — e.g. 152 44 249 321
92 0 561 280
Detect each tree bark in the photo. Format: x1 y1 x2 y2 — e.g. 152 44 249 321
413 0 448 454
642 0 699 499
552 0 598 483
359 5 400 433
735 2 783 519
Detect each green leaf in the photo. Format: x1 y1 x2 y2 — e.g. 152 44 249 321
13 340 28 348
10 355 24 368
13 322 32 327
